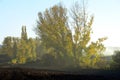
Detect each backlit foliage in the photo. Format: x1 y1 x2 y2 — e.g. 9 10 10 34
36 3 107 68
1 2 108 69
2 26 37 64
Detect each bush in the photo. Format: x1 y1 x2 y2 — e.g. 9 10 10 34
11 59 17 64
110 51 120 69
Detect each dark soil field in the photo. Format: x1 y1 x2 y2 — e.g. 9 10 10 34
0 67 120 80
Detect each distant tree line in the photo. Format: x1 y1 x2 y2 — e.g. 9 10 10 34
0 2 115 69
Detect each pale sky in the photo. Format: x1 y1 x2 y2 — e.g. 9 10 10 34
0 0 120 47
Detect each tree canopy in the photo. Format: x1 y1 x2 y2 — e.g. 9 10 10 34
0 2 108 69
35 3 107 68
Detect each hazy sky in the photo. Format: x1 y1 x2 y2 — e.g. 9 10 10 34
0 0 120 47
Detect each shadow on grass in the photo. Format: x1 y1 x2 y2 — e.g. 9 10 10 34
0 67 120 80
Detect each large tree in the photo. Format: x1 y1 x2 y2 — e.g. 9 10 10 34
71 2 107 68
35 2 107 68
36 4 73 66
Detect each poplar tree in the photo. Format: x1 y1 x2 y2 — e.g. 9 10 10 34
21 26 28 41
71 2 107 68
36 4 73 66
36 2 107 68
16 26 37 64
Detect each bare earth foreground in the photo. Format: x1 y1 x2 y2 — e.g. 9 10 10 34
0 67 120 80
